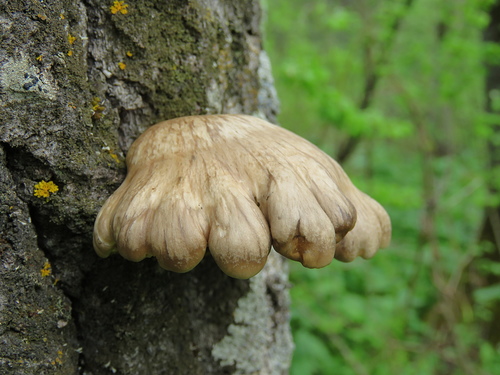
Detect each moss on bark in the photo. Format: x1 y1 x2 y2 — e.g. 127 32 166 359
0 1 289 374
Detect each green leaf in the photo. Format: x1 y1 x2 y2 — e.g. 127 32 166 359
474 283 500 304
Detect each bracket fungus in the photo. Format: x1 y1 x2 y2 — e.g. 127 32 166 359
93 115 391 279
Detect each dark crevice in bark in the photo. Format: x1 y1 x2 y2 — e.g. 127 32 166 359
74 255 251 374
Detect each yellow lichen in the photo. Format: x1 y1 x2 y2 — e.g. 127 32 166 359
126 51 133 57
41 261 52 277
110 1 129 14
102 146 121 163
68 34 76 45
34 180 59 198
67 50 73 56
118 62 126 70
36 55 43 62
92 97 105 112
109 152 120 163
51 350 64 366
60 14 65 20
91 97 106 120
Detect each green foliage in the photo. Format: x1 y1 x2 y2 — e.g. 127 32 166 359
263 0 500 373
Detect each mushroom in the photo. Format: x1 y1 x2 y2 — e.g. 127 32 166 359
93 115 391 279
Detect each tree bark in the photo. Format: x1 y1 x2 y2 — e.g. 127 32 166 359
0 1 292 374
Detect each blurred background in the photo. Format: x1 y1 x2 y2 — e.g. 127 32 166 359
262 0 500 374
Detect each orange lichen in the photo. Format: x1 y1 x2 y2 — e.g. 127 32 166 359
41 261 52 277
110 1 129 14
34 180 59 198
118 62 126 70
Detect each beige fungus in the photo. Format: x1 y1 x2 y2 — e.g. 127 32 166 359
93 115 391 279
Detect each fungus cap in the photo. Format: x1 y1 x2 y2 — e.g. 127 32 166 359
93 115 391 279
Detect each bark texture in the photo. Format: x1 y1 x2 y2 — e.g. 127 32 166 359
0 1 292 374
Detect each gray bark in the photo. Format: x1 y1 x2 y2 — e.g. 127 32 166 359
0 1 292 374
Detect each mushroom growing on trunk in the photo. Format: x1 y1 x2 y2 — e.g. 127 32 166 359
93 115 391 279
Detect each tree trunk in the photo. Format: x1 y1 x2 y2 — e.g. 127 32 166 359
479 0 500 345
0 1 292 374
